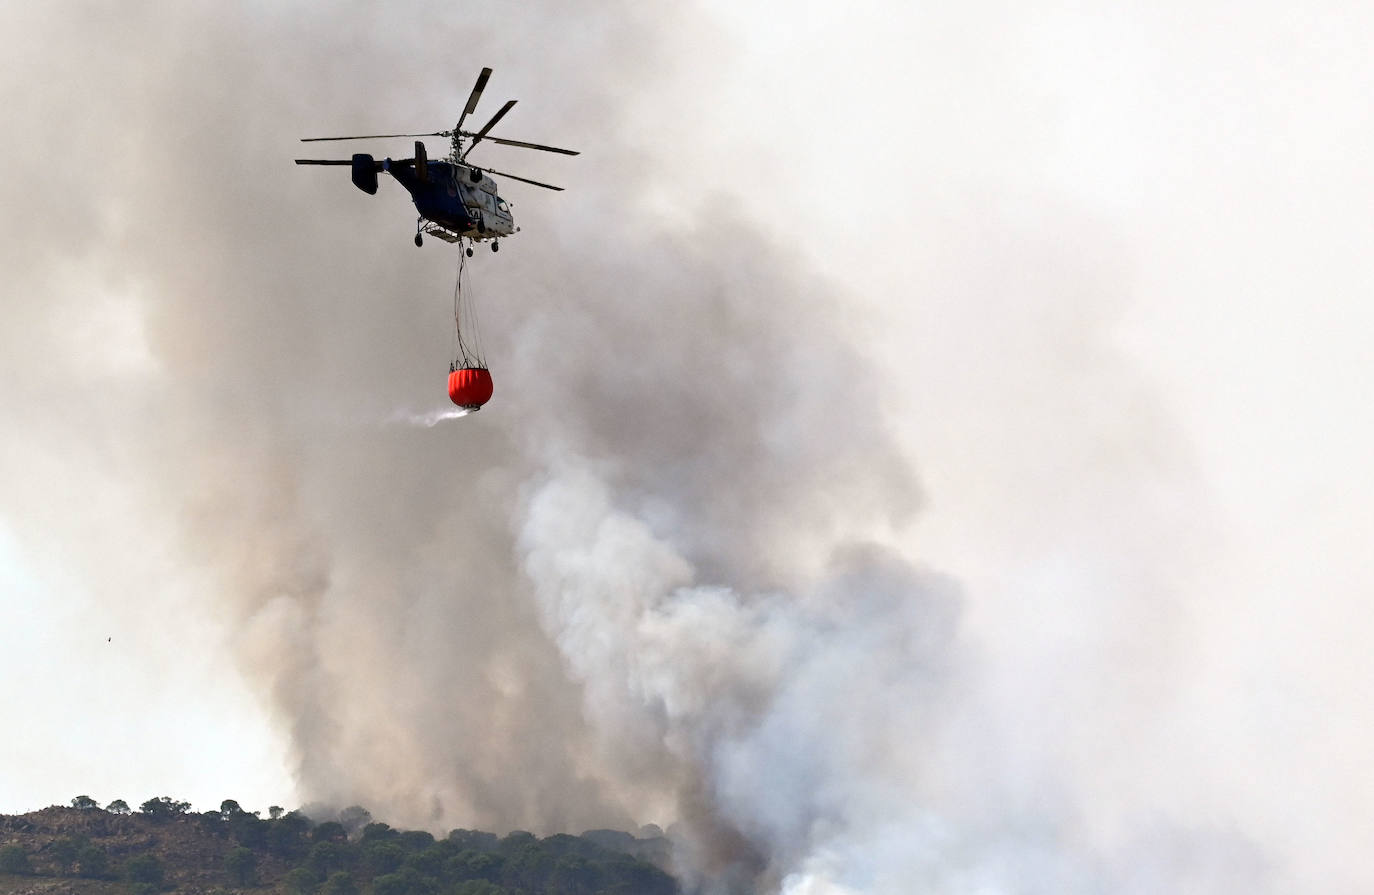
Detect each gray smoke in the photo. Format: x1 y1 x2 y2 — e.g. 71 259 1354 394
1 2 1344 893
2 0 918 852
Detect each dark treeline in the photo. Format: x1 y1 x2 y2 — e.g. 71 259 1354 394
0 796 677 895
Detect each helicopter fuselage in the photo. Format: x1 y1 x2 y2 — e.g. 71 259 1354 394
297 66 573 248
386 159 515 242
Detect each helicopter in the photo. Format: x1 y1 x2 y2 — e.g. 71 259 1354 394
295 67 577 253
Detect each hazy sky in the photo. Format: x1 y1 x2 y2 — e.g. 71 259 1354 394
3 3 1372 894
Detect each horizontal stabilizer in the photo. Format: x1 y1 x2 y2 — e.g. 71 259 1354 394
301 132 444 142
295 158 409 168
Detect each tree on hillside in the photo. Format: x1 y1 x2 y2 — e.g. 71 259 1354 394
338 806 371 839
550 854 599 895
313 821 347 843
139 796 191 822
230 811 269 848
283 866 319 895
268 810 313 859
71 795 99 810
0 845 32 875
220 799 244 819
398 830 435 852
446 851 503 883
447 830 497 853
307 841 351 878
365 842 406 876
370 872 410 895
106 799 131 814
225 847 258 887
320 870 358 895
197 810 228 836
270 805 285 820
450 883 505 895
599 855 676 895
362 822 398 843
402 845 446 878
501 843 552 892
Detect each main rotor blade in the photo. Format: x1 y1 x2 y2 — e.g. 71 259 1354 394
461 100 516 159
479 135 579 155
301 132 446 142
472 165 563 191
456 66 493 132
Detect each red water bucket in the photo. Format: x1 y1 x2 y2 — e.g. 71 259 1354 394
448 367 494 410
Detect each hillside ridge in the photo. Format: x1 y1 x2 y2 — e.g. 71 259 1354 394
0 801 676 895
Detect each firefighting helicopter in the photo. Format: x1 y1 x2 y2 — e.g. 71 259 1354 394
295 67 577 253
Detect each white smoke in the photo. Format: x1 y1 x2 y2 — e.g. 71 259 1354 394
513 435 1280 894
513 460 1010 892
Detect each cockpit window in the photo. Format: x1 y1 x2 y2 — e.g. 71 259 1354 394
497 198 509 212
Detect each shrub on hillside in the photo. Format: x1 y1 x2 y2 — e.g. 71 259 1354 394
51 835 84 874
76 843 109 878
0 844 31 875
125 854 165 888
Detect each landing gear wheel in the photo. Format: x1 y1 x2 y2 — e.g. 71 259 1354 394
414 233 423 247
465 247 474 257
477 217 486 234
492 241 499 253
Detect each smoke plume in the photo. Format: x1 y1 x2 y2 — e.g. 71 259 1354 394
6 2 1369 893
